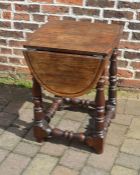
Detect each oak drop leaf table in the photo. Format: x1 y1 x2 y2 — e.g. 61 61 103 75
23 20 123 154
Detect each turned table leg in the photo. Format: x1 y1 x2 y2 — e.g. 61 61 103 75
86 70 105 154
108 49 118 118
32 77 46 142
94 70 105 153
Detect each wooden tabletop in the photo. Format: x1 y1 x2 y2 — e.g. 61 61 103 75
24 20 123 56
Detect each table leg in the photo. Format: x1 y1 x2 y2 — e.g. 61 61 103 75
32 77 46 142
108 49 118 118
95 70 105 153
95 70 105 138
86 70 105 154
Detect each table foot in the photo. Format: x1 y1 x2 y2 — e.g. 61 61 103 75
34 126 47 143
86 137 104 154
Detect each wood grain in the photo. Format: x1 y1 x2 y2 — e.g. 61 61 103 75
23 20 122 153
23 50 106 97
24 20 123 56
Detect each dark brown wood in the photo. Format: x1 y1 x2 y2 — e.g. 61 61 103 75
86 70 106 154
52 128 86 142
95 70 105 139
45 98 63 123
34 125 47 143
23 20 122 154
24 20 123 56
86 137 104 154
32 77 46 142
63 97 95 107
32 94 116 153
108 49 118 118
32 77 44 121
23 50 106 97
